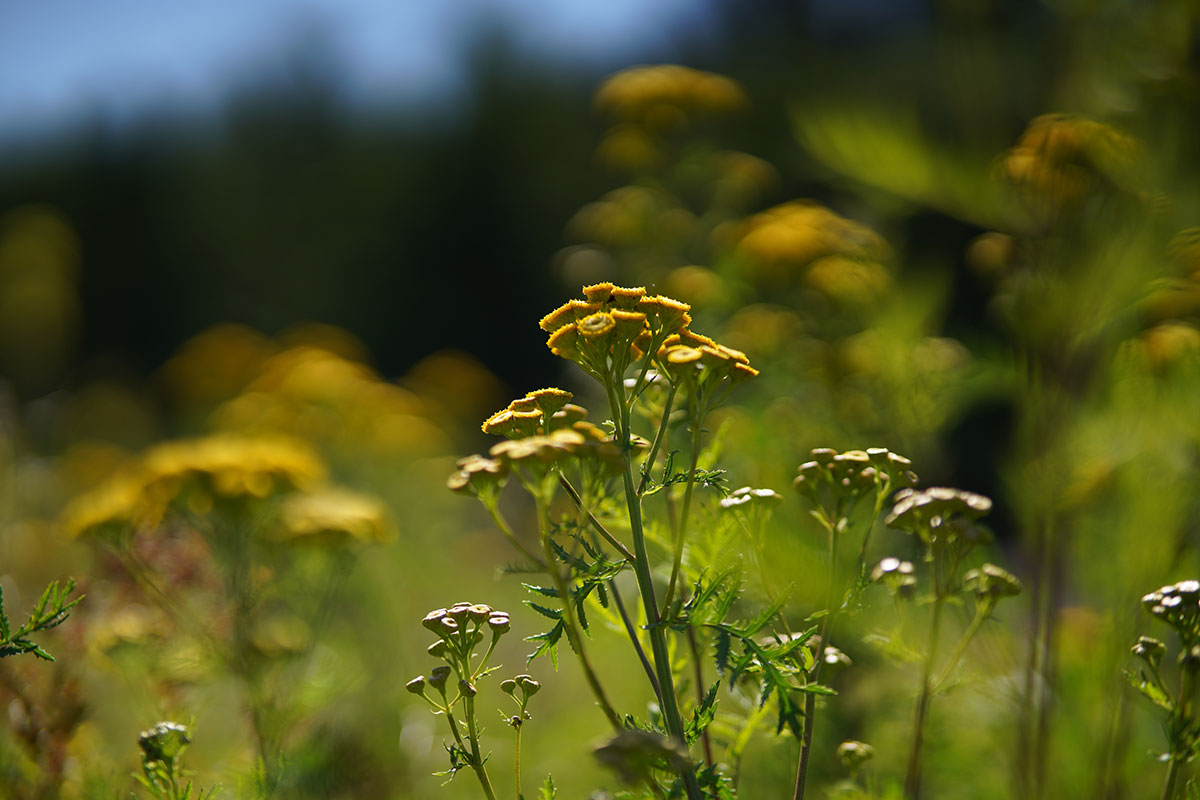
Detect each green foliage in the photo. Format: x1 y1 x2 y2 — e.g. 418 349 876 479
0 578 82 661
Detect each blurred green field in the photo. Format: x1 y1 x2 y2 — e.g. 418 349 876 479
3 2 1200 798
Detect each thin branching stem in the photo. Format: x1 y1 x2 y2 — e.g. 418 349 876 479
661 419 704 615
611 379 703 800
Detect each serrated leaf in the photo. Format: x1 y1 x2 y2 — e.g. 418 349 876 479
714 629 731 675
684 681 720 745
538 774 557 800
522 583 561 599
527 603 563 621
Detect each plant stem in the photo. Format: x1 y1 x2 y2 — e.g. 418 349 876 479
446 705 497 800
637 383 679 496
904 594 947 800
611 577 663 705
514 721 523 800
931 603 991 692
612 381 703 800
661 420 704 615
793 516 839 800
484 503 547 569
558 476 636 562
686 624 715 767
534 496 622 731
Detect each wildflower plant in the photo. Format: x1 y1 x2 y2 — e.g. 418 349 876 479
406 603 522 800
1131 581 1200 799
135 721 218 800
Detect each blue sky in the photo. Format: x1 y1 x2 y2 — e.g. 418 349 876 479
0 0 719 141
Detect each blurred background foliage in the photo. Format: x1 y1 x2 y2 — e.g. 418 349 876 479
1 0 1200 797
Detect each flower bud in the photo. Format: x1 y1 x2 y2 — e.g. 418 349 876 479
488 614 511 634
427 640 447 658
428 666 452 691
138 722 191 766
422 608 448 632
468 604 493 621
500 679 518 695
1132 636 1166 669
440 617 459 635
458 679 477 697
406 676 427 695
836 740 875 771
516 674 541 698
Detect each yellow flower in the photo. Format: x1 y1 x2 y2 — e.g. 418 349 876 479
277 488 393 544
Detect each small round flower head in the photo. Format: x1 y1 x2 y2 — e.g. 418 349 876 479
467 604 493 621
886 487 993 548
500 678 518 696
138 722 191 765
488 614 511 634
871 557 917 598
720 486 784 511
458 679 477 697
515 674 541 698
406 676 427 695
427 640 447 658
447 454 509 498
428 666 452 691
578 312 617 339
1143 581 1200 637
963 563 1022 600
447 603 472 621
526 387 574 418
1132 636 1166 669
422 608 448 632
836 740 875 771
583 282 615 303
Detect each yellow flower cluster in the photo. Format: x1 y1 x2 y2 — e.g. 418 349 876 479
451 389 639 497
735 201 891 302
540 283 692 378
63 434 325 539
594 65 747 123
1001 113 1138 210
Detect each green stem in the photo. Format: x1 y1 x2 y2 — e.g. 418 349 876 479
661 419 704 615
484 503 547 570
793 516 839 800
1163 662 1197 800
904 594 947 800
534 496 622 731
514 721 522 800
558 476 636 562
612 380 703 800
447 704 497 800
637 382 679 496
931 602 992 692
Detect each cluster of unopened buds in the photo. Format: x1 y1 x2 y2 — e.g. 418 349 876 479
885 486 994 548
407 603 512 702
1143 581 1200 646
794 447 918 517
499 674 541 728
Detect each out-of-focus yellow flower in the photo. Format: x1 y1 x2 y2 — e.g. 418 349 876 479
62 471 160 539
141 434 325 501
663 265 726 309
736 201 890 289
159 324 279 412
804 256 892 306
596 124 661 172
722 305 803 358
594 65 748 122
1137 321 1200 369
277 488 393 545
1001 114 1138 211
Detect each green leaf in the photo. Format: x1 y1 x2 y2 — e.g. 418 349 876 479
527 603 563 622
714 629 731 675
537 774 557 800
522 584 561 599
684 681 720 745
